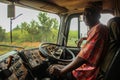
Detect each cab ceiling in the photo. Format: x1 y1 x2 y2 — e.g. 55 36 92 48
0 0 110 14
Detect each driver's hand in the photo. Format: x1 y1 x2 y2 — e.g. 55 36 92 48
77 37 87 48
48 64 64 77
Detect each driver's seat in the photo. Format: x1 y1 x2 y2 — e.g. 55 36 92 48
97 17 120 80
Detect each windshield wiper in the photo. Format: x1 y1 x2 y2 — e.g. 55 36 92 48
0 44 24 49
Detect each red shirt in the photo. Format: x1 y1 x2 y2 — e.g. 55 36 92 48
72 23 108 80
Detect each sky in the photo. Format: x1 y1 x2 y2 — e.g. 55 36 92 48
0 2 113 32
0 2 38 32
0 2 59 32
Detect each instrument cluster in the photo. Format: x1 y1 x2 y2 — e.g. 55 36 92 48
23 49 45 69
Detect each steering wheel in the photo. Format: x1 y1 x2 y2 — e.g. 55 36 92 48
39 43 75 63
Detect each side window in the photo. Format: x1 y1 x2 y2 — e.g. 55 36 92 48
67 16 88 47
67 17 78 46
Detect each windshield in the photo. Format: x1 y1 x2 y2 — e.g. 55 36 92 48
0 2 60 55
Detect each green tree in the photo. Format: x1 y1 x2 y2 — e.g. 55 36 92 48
19 22 30 42
21 20 40 42
20 22 29 32
28 20 40 42
13 25 20 31
13 12 59 43
37 12 59 41
0 26 5 41
51 18 59 29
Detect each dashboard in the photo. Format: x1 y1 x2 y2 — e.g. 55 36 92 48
0 44 76 80
0 48 46 80
0 53 28 80
22 48 45 69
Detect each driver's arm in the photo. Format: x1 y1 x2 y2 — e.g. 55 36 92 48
48 55 86 77
60 56 86 75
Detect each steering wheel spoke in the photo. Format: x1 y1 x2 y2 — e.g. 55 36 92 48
39 43 75 63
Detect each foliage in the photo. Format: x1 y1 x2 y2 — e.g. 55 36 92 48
3 12 59 43
1 12 60 47
0 12 79 54
0 12 78 47
37 12 59 42
0 26 5 41
13 25 20 31
67 30 78 46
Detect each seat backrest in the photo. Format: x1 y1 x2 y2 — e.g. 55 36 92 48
98 17 120 80
104 47 120 80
